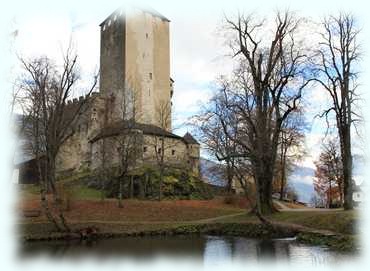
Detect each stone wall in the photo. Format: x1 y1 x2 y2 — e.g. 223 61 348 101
56 94 104 174
90 132 195 174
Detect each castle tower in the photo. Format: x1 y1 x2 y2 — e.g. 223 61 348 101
99 7 173 131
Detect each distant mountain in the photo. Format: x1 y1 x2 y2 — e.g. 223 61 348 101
200 157 315 202
288 165 315 203
200 158 226 187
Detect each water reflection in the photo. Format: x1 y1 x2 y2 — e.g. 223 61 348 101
20 235 347 265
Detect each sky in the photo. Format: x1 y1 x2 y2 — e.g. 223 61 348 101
2 0 369 181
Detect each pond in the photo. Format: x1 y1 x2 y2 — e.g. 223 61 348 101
20 235 352 266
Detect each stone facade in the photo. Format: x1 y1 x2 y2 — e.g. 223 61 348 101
56 7 200 177
99 7 172 129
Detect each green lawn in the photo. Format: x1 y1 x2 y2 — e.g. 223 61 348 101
270 211 357 235
19 184 103 201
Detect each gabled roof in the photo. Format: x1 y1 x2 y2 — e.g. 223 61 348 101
183 132 200 145
90 120 182 143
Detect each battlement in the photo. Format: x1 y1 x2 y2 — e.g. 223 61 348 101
65 92 100 106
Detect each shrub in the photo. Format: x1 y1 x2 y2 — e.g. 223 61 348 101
223 194 238 205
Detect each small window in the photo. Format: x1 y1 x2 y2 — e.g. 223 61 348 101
108 20 111 26
146 33 149 39
149 73 153 80
172 150 175 155
143 146 147 153
103 25 106 31
158 148 161 154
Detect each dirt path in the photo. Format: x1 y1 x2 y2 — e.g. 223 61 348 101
273 200 342 212
273 200 290 210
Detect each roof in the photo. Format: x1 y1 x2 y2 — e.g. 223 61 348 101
353 185 363 192
183 132 200 145
100 6 170 26
90 120 183 143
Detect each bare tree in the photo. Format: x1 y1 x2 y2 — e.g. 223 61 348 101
314 13 361 210
114 82 141 207
215 11 311 216
149 100 178 201
314 138 343 208
275 110 306 200
16 47 98 232
193 93 239 193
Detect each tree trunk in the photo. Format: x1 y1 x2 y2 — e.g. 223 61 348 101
130 175 134 198
328 179 332 208
48 153 70 232
138 178 145 199
100 173 106 202
226 162 234 193
279 143 287 201
340 125 354 210
118 178 123 208
158 168 163 201
254 162 276 215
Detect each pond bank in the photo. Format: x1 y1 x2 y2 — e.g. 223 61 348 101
20 221 357 252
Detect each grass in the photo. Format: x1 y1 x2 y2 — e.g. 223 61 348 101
69 185 102 200
270 210 357 235
216 210 358 235
19 184 103 200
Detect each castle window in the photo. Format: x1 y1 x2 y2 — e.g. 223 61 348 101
143 146 147 153
172 150 175 155
149 73 153 80
146 33 149 39
158 148 162 154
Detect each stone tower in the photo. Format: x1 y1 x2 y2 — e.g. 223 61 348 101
99 7 173 131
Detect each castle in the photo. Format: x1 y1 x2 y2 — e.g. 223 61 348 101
55 7 200 178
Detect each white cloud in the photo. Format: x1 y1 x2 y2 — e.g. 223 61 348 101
172 86 212 113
